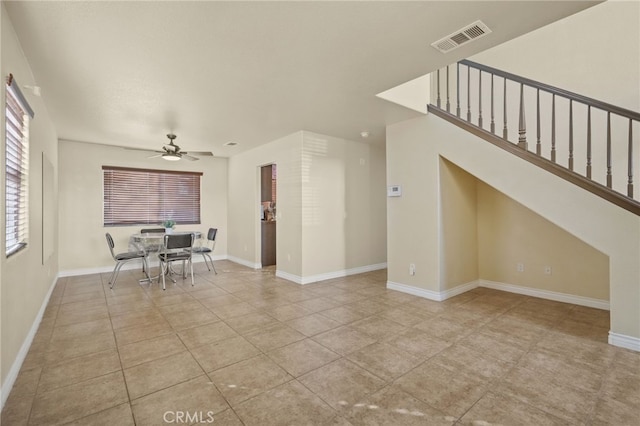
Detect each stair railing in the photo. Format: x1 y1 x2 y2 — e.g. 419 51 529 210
429 59 640 215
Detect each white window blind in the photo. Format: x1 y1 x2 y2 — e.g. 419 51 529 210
5 74 32 257
103 166 202 226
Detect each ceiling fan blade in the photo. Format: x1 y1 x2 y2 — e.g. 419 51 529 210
181 154 199 161
123 146 158 153
187 151 214 156
147 153 164 158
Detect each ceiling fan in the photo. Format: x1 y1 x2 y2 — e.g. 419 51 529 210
146 134 213 161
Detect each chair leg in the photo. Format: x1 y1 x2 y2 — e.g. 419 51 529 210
169 264 177 283
110 262 125 289
204 254 216 274
189 259 194 286
108 264 118 289
201 253 211 271
142 257 151 281
161 261 167 290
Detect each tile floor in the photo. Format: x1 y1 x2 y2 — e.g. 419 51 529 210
2 261 639 425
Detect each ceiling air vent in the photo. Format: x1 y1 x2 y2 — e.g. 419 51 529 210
431 20 492 53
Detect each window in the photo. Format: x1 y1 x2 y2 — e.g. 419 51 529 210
103 166 202 226
5 74 33 257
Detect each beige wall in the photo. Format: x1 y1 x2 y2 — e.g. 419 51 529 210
228 131 303 274
228 130 387 282
386 120 440 291
301 132 387 277
477 180 609 300
471 1 640 111
439 158 478 289
387 113 640 339
1 4 59 390
429 157 609 299
58 140 228 272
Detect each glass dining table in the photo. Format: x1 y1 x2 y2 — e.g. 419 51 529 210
129 231 202 283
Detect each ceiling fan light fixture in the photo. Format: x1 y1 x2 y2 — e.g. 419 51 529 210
162 153 181 161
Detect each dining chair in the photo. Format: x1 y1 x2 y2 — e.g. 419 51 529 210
158 233 195 290
139 228 165 272
191 228 218 274
105 232 149 289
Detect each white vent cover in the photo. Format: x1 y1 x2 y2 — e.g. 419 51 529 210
431 20 492 53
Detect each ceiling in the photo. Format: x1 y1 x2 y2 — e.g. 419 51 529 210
4 1 598 157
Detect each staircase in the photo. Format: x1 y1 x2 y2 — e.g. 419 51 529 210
429 60 640 215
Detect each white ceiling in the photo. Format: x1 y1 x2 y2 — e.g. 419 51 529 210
4 1 598 157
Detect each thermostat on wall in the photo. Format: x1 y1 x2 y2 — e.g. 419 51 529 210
387 185 402 197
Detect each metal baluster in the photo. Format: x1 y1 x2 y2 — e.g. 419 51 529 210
446 66 450 112
518 83 527 149
478 70 483 128
607 112 612 188
436 69 441 108
456 63 461 117
628 119 634 197
569 100 574 171
467 66 471 122
490 74 495 134
587 106 592 178
503 78 508 140
551 94 556 162
536 89 541 155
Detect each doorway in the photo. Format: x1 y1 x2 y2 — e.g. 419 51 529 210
260 164 277 267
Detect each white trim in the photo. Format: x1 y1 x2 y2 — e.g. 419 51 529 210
227 255 261 270
387 281 443 301
1 275 58 410
277 263 388 285
386 279 610 311
442 280 480 300
58 255 226 278
275 270 302 284
386 280 479 301
608 332 640 352
479 279 610 310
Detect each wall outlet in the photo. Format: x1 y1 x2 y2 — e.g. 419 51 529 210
409 263 416 276
544 266 552 275
517 262 525 272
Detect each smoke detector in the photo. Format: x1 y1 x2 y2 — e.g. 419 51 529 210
431 20 492 53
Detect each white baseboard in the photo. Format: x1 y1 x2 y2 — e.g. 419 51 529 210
227 256 261 270
479 279 610 310
387 281 443 300
442 280 480 300
386 279 610 311
58 255 226 278
277 263 388 285
275 270 302 284
608 332 640 352
1 275 58 410
386 280 478 301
